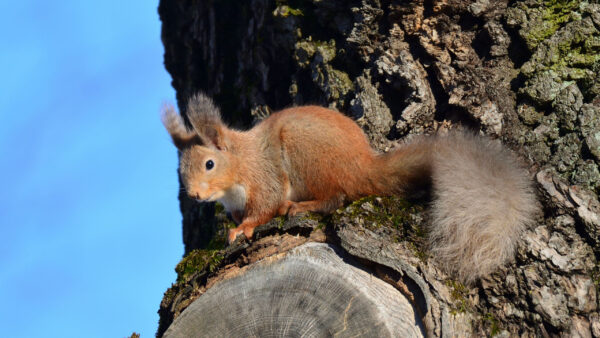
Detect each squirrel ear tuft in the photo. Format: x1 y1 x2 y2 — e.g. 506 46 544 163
186 93 228 150
161 103 199 150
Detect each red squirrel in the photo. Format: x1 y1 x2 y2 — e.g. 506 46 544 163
162 93 538 283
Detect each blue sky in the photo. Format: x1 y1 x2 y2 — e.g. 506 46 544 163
0 1 183 337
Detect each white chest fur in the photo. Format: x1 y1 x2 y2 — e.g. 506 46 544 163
217 184 247 213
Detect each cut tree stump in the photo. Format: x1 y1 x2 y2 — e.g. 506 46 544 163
164 243 424 337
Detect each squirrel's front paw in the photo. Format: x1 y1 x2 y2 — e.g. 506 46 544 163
228 224 255 244
228 228 243 244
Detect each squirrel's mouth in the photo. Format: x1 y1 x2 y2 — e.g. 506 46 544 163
195 195 213 203
194 194 213 203
196 191 224 202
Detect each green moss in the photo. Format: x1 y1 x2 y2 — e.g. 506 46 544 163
336 196 428 258
407 242 428 261
550 46 600 80
516 0 600 104
543 0 579 22
294 39 317 67
273 5 304 18
300 212 328 229
523 0 580 50
518 1 596 71
314 39 336 63
162 286 177 304
584 36 600 50
483 313 501 336
294 38 337 67
302 212 330 230
214 202 225 214
315 220 326 230
525 22 559 51
327 68 354 100
517 104 544 125
175 249 224 282
206 235 227 251
300 212 323 222
293 38 354 106
445 280 472 314
274 216 286 229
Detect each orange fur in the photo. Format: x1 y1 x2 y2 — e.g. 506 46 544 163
163 94 538 283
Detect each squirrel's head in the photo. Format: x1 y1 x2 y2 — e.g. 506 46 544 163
179 145 235 201
161 93 234 201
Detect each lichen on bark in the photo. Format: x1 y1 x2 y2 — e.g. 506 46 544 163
509 0 600 193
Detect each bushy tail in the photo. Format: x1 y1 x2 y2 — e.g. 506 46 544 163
377 132 538 284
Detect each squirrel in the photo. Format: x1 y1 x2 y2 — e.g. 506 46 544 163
162 93 538 284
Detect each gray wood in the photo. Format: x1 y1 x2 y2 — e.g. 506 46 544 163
164 243 424 337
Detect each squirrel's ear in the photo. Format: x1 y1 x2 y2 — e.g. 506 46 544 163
161 103 199 150
186 93 228 150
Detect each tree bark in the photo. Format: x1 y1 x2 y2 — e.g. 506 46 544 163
157 0 600 336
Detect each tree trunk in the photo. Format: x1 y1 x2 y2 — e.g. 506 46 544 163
157 0 600 336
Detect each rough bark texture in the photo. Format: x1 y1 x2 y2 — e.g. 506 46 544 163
158 0 600 336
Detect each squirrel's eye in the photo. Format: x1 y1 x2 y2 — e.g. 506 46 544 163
205 160 214 170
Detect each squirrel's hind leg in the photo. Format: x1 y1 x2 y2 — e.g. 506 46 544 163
285 195 345 216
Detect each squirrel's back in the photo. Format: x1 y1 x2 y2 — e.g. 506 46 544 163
256 106 381 202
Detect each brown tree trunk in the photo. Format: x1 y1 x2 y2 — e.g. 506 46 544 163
157 0 600 336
